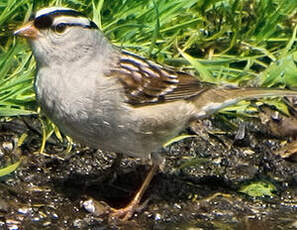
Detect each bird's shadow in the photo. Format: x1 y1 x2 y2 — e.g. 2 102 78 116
50 162 232 210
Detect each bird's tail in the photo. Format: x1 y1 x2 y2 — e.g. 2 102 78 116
193 87 297 119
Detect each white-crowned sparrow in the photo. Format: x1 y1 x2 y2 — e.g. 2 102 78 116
14 7 297 220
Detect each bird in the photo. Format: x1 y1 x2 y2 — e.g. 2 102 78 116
14 6 297 220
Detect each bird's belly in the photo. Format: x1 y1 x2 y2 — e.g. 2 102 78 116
40 96 193 159
35 69 195 158
38 95 150 157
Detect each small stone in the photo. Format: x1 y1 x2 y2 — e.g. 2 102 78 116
154 213 162 221
17 207 32 215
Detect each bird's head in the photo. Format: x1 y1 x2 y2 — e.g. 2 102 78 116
14 7 101 65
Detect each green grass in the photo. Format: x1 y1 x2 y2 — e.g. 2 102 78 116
1 0 297 117
0 0 297 177
0 0 296 189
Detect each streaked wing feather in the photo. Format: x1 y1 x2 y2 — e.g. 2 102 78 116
109 50 214 105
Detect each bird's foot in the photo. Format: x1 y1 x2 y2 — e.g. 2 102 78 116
82 163 158 221
109 200 138 221
82 197 147 221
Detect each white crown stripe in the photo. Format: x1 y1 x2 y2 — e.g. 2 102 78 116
36 7 74 18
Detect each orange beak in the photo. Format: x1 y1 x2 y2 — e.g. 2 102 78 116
14 21 38 39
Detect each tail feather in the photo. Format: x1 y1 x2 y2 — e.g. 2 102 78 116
192 87 297 119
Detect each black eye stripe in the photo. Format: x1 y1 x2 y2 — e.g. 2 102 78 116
51 22 97 30
33 9 98 30
34 9 83 30
34 15 53 29
89 21 98 29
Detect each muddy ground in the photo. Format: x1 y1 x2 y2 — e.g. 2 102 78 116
0 112 296 230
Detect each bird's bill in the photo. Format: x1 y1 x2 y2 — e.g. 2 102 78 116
14 21 38 39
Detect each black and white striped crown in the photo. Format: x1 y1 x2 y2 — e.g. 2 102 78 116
32 7 98 30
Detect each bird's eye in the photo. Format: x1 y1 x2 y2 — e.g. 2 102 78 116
54 23 67 33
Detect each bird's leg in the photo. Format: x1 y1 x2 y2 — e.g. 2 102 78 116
109 162 159 221
107 152 123 183
83 153 163 220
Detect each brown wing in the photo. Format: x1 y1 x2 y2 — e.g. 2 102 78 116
109 50 214 106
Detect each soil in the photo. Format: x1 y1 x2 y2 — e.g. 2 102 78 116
0 114 296 230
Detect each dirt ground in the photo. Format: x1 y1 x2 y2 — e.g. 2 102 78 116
0 112 297 230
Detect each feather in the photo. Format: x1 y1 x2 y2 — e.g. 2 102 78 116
109 50 214 105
